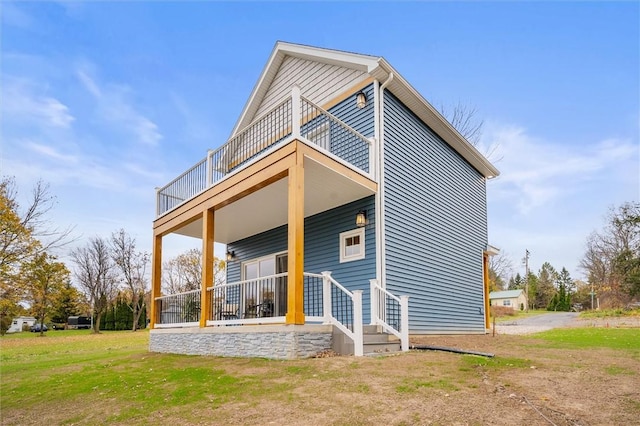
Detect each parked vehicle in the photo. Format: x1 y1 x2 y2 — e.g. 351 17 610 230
6 316 37 333
30 323 48 332
67 316 92 330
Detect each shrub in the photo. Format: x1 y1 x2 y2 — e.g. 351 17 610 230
490 306 516 317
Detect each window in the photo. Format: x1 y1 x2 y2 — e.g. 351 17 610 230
502 300 511 306
340 228 365 263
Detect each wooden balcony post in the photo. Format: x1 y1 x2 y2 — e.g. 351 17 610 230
286 144 305 324
483 252 490 330
149 233 162 329
200 208 214 327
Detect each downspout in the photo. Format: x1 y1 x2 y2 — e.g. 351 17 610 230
377 72 394 289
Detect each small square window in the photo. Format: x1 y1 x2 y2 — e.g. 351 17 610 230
340 228 365 263
503 300 511 306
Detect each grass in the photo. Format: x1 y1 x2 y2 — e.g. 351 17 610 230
532 327 640 351
580 307 640 318
1 326 639 424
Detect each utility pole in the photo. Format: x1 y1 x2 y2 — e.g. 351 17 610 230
524 249 530 312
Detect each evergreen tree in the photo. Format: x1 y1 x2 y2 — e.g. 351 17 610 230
536 262 557 309
508 273 524 290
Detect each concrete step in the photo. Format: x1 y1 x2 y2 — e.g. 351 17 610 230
362 324 381 333
363 332 396 344
363 341 402 355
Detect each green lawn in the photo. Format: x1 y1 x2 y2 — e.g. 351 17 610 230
1 327 639 425
533 327 640 352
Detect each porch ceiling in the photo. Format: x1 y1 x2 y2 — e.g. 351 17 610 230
173 156 375 243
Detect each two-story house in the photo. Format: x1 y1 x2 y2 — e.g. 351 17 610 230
149 42 499 359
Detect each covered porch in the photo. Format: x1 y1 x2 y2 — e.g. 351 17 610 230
149 86 410 357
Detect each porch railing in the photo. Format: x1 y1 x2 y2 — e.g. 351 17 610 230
154 289 201 328
370 280 409 351
156 86 373 217
205 273 288 326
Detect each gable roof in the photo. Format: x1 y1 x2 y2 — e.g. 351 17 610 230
489 290 525 299
231 41 499 178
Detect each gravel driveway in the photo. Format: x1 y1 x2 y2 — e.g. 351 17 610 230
494 312 579 335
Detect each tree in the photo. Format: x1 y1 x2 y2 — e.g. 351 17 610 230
439 103 501 162
110 229 149 331
49 281 86 324
536 262 557 309
0 177 73 275
508 273 524 290
526 272 538 310
488 252 514 292
22 252 70 335
581 202 640 307
1 177 74 333
548 267 573 312
440 102 483 146
162 249 225 294
71 237 118 333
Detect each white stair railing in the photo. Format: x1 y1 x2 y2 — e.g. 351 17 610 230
318 271 364 356
370 279 409 351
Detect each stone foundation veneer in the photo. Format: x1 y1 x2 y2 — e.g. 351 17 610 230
149 325 333 359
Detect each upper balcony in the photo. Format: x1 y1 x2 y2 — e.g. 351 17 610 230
156 87 375 218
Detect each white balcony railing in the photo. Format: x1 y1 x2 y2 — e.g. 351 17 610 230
154 289 201 328
370 279 409 351
156 86 373 217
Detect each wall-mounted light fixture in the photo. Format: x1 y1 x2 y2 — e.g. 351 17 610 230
356 92 367 109
356 210 368 227
226 250 235 262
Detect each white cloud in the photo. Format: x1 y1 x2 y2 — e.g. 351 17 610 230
481 123 638 214
26 141 78 164
2 79 75 128
76 66 162 146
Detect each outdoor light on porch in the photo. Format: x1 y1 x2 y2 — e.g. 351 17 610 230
356 92 367 109
226 250 235 262
356 210 368 227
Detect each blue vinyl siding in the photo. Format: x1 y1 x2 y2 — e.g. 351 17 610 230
227 196 376 322
383 91 487 333
325 84 375 173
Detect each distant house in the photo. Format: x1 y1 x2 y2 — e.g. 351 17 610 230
490 290 527 311
6 316 37 333
149 42 500 359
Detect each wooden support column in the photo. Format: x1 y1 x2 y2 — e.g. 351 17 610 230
149 233 163 329
200 208 214 328
286 145 305 324
483 253 490 329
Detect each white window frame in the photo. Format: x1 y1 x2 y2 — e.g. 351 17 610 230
339 228 365 263
241 251 287 280
503 299 511 306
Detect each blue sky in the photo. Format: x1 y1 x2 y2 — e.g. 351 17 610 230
2 2 638 282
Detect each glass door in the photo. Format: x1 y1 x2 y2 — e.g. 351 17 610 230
275 254 288 316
